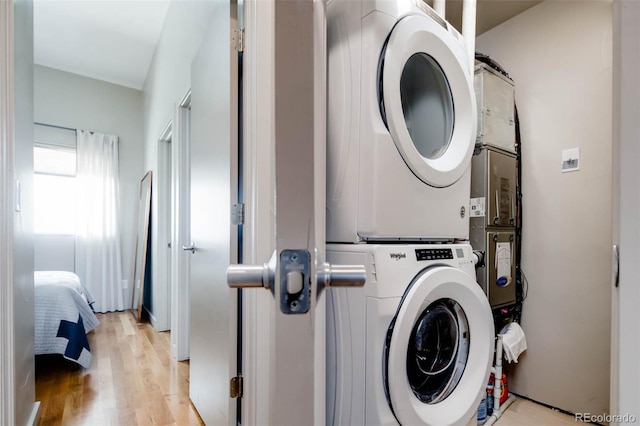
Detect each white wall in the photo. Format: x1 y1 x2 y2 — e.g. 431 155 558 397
142 0 216 330
34 65 144 307
34 235 75 271
477 1 612 415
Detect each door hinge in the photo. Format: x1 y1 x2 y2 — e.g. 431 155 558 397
232 203 245 225
230 375 243 398
232 28 244 52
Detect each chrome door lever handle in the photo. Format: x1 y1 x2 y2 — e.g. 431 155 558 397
317 263 366 288
613 244 620 288
227 251 277 289
182 243 197 253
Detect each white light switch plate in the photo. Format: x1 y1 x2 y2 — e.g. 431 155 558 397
14 180 21 212
562 148 580 173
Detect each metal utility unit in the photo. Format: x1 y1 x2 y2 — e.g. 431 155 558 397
471 63 517 309
470 146 517 308
475 63 516 153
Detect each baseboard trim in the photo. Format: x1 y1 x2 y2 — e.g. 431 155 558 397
27 401 41 426
144 306 157 328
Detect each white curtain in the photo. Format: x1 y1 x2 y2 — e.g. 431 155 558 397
75 130 124 313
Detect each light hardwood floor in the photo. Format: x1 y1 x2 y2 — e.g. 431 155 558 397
35 311 203 426
498 398 577 425
36 311 576 426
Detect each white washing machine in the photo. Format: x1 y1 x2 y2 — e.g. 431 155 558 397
327 244 494 425
327 0 477 243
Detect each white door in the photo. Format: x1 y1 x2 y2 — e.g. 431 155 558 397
611 0 640 421
188 1 238 424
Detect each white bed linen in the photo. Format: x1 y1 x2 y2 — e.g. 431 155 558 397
34 271 100 368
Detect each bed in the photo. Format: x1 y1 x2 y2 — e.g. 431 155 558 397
34 271 100 368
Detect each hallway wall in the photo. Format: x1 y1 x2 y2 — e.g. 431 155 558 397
142 0 217 330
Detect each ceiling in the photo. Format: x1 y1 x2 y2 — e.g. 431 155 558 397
438 0 542 36
34 0 170 90
33 0 540 91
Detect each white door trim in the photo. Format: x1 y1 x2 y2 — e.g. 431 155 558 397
152 127 172 331
0 0 16 423
242 1 275 423
611 1 640 421
170 94 191 361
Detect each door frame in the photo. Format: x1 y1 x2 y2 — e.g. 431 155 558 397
1 1 39 424
152 121 172 331
241 0 275 423
154 91 191 357
170 91 192 361
0 0 16 423
611 0 640 420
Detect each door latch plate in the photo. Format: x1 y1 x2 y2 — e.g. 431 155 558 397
279 250 310 314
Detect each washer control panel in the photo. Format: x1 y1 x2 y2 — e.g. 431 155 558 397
415 248 454 261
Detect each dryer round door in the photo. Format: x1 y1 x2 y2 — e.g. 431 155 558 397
384 266 493 426
380 14 475 188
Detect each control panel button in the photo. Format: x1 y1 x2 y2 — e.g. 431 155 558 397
415 248 454 261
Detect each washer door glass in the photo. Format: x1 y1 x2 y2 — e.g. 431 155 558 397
400 53 454 160
406 299 469 404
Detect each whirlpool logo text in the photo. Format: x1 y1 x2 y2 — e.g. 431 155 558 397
389 253 406 260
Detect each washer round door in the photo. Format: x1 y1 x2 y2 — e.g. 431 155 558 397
384 266 493 426
380 14 476 188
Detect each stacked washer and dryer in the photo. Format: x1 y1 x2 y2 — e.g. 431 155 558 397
325 1 494 425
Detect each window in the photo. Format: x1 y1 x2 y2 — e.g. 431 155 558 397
33 145 77 235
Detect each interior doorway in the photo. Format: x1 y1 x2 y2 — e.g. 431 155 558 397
153 123 172 331
171 94 192 361
153 93 192 363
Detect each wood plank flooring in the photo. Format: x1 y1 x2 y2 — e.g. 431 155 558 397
35 311 203 426
36 311 577 426
499 398 577 425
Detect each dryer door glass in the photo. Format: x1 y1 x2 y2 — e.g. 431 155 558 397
400 53 454 160
406 298 469 404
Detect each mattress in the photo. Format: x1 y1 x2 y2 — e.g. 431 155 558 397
34 271 100 368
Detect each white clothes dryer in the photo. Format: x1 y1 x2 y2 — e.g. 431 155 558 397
327 243 493 426
327 0 477 243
